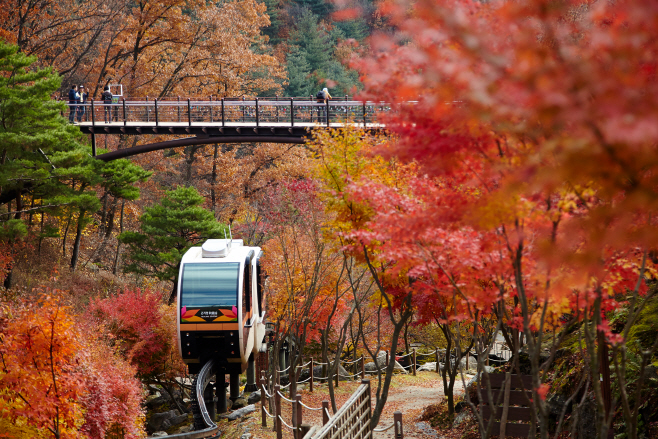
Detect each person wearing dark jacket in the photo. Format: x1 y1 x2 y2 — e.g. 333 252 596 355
76 85 87 122
101 86 113 123
68 85 78 123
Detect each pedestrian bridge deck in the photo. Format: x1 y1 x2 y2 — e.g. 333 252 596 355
70 98 389 160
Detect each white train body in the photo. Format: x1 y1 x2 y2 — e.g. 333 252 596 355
177 239 266 374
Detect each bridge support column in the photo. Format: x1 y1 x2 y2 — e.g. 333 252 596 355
245 355 258 392
217 376 227 414
229 373 240 402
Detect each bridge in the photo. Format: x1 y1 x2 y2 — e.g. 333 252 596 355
70 97 388 161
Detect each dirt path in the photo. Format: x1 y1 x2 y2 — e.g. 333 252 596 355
373 372 471 439
222 371 473 439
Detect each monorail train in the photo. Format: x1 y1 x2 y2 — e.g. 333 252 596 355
177 238 266 375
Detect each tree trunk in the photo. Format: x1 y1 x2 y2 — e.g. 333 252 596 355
112 200 125 274
70 209 86 271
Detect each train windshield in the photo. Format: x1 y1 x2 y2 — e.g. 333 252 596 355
180 263 240 307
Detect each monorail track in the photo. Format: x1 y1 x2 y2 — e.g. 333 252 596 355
164 359 220 439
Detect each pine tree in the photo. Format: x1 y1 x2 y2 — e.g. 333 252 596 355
285 45 314 97
119 186 226 302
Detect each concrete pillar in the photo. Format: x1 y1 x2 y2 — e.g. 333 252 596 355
229 372 240 402
245 355 258 392
217 376 227 414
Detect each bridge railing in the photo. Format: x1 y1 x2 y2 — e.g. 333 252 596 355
303 379 373 439
69 98 391 127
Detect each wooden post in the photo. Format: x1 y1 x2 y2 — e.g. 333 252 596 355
412 348 416 376
361 355 365 379
435 348 439 373
289 362 295 399
275 384 282 439
394 411 403 439
322 400 329 425
295 395 302 439
310 358 314 393
260 375 267 427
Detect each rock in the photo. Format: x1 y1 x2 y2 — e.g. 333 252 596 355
247 391 261 404
177 424 193 434
337 364 351 381
226 398 233 411
576 393 597 439
417 362 437 372
547 393 569 419
232 397 248 410
168 413 189 428
363 352 408 374
454 401 469 413
452 410 471 428
148 410 180 432
415 421 438 437
151 432 168 437
221 404 257 421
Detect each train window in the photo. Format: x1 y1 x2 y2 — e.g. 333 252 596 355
256 258 264 314
243 257 251 315
180 263 239 307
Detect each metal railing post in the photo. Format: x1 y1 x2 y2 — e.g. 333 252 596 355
146 96 150 122
326 98 330 127
177 96 181 122
187 98 192 127
122 98 126 126
363 101 367 127
154 98 159 127
221 98 225 127
310 358 314 392
242 96 245 122
275 384 282 439
295 395 302 439
256 97 260 127
275 95 279 122
90 99 96 157
412 348 416 376
290 98 294 127
210 95 214 123
394 411 403 438
322 400 329 425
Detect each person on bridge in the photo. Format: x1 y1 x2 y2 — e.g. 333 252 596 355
315 87 332 123
68 85 78 123
76 85 87 122
101 86 113 123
